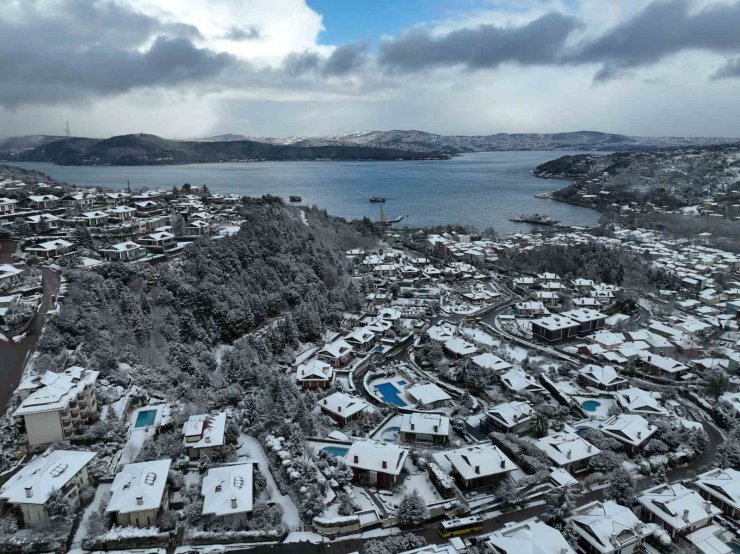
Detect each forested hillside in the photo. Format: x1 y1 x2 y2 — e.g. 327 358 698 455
33 198 375 407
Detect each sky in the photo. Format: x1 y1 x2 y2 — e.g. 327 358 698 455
1 0 740 139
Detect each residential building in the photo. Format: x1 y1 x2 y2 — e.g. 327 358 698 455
483 401 534 434
638 483 722 542
536 431 600 473
317 338 353 367
484 519 575 554
318 392 369 426
615 387 669 417
201 462 254 524
471 353 513 373
531 315 580 343
99 241 145 262
14 367 99 447
500 368 546 395
26 238 74 259
399 413 450 445
295 359 334 390
107 459 172 528
406 383 452 409
346 441 408 488
599 414 657 454
569 500 652 554
695 468 740 519
182 412 227 459
437 444 516 489
578 364 628 391
139 231 176 252
0 448 95 527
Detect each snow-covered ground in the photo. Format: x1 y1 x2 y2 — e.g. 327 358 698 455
68 482 111 554
236 434 301 528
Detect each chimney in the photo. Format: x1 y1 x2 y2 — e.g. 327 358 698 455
433 425 438 433
411 423 415 430
637 431 642 439
353 455 359 464
338 406 342 412
475 465 480 474
682 509 690 522
567 449 572 459
704 501 713 514
587 445 592 453
323 399 327 405
136 496 144 506
382 460 387 469
231 497 237 509
500 460 506 469
24 486 32 498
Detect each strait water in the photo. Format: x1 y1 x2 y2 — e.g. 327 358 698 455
10 151 601 233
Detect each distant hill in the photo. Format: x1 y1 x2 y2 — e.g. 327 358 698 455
202 130 738 153
1 133 449 165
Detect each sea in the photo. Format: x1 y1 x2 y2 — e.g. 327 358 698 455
9 151 602 233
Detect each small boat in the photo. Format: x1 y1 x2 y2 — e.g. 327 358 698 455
369 196 386 203
509 213 559 225
289 195 302 202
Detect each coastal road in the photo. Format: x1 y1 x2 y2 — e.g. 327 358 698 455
0 264 60 412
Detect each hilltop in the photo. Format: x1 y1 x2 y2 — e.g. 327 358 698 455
0 133 449 165
535 144 740 210
201 129 738 153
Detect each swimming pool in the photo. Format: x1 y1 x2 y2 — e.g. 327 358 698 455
581 400 601 412
322 446 349 458
381 426 400 441
134 409 158 428
375 382 408 407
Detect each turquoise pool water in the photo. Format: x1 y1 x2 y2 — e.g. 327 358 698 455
581 400 601 412
134 409 157 428
375 382 408 407
322 446 349 457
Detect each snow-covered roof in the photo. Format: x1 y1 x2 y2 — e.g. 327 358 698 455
500 368 545 394
100 241 142 252
637 483 721 531
562 308 607 323
319 338 353 359
319 391 369 419
346 441 408 476
399 413 450 437
27 238 73 252
531 315 579 331
439 444 516 481
637 352 688 374
426 322 457 342
15 367 98 416
486 401 533 429
569 500 651 554
0 448 95 505
296 359 333 382
0 264 24 280
406 383 452 406
471 353 512 372
182 412 226 450
108 459 172 515
444 337 477 357
695 468 740 512
600 414 656 447
201 462 254 517
485 519 576 554
536 431 601 467
578 364 627 387
615 387 669 416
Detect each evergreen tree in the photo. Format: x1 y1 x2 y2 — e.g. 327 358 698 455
397 489 429 529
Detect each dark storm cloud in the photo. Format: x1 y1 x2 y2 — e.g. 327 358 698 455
223 25 261 41
378 13 582 72
281 43 367 78
323 43 368 76
712 57 740 79
569 0 740 81
0 0 234 108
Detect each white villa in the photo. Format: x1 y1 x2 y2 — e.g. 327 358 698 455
107 459 172 528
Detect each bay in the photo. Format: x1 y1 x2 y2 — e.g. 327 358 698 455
10 151 601 233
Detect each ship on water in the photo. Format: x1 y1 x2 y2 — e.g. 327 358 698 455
289 195 302 202
369 196 386 203
509 213 559 225
376 205 403 225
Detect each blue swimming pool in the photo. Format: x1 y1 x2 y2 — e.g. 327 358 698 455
375 382 408 407
134 409 157 428
322 446 349 457
581 400 601 412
